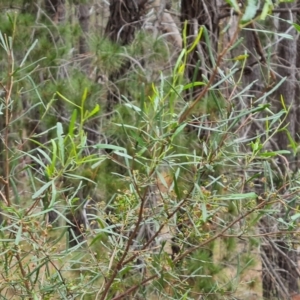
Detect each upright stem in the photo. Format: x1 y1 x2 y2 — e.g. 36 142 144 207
3 48 13 207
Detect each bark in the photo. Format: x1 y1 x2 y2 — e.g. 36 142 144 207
181 0 219 99
77 4 101 146
274 3 297 169
44 0 66 24
238 26 265 140
243 27 264 97
261 2 299 298
78 4 90 57
105 0 147 45
296 4 300 169
105 0 147 113
150 0 182 48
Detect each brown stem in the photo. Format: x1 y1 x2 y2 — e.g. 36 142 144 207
100 136 173 299
3 64 13 207
111 275 156 300
111 199 274 298
99 183 150 300
173 199 274 263
15 252 32 298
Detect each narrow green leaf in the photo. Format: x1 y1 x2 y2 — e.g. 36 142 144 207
20 39 38 67
157 171 168 190
81 87 88 107
172 123 186 140
93 144 126 151
36 148 51 164
187 26 203 54
114 151 133 160
124 103 141 112
50 139 57 174
201 203 207 222
0 32 8 52
49 181 57 207
56 122 65 164
129 130 146 148
241 0 259 23
202 26 216 66
280 95 287 111
68 181 83 203
243 28 293 40
286 19 300 33
260 0 273 20
218 192 257 200
69 109 78 137
285 130 297 153
260 150 290 157
32 180 53 199
57 92 80 108
182 20 188 50
225 0 241 13
91 157 106 169
183 82 205 90
173 173 181 199
23 152 46 168
15 224 22 245
63 173 95 184
291 213 300 221
173 49 186 75
86 104 100 119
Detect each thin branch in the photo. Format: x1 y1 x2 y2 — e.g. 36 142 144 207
260 250 290 299
99 182 151 300
222 230 300 238
173 199 275 263
267 237 300 277
111 275 156 300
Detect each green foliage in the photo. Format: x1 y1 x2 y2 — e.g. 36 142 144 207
90 36 126 73
0 2 299 300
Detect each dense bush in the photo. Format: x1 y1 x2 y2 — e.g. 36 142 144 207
0 1 300 299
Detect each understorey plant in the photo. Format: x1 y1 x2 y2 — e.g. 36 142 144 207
0 4 299 300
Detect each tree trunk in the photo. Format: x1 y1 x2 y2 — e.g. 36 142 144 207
274 3 297 169
105 0 147 113
296 4 300 170
238 25 270 146
78 4 90 58
44 0 66 24
105 0 147 45
180 0 219 99
261 2 299 298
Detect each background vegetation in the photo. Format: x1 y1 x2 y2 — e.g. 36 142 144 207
1 0 300 299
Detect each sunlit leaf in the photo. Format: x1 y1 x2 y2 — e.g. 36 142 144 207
225 0 241 13
241 0 259 23
32 180 53 199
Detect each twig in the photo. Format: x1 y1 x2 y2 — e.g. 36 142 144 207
15 251 32 297
0 190 8 205
260 250 290 299
173 199 274 263
267 237 300 277
111 275 156 300
99 180 151 300
108 199 275 298
222 230 300 238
